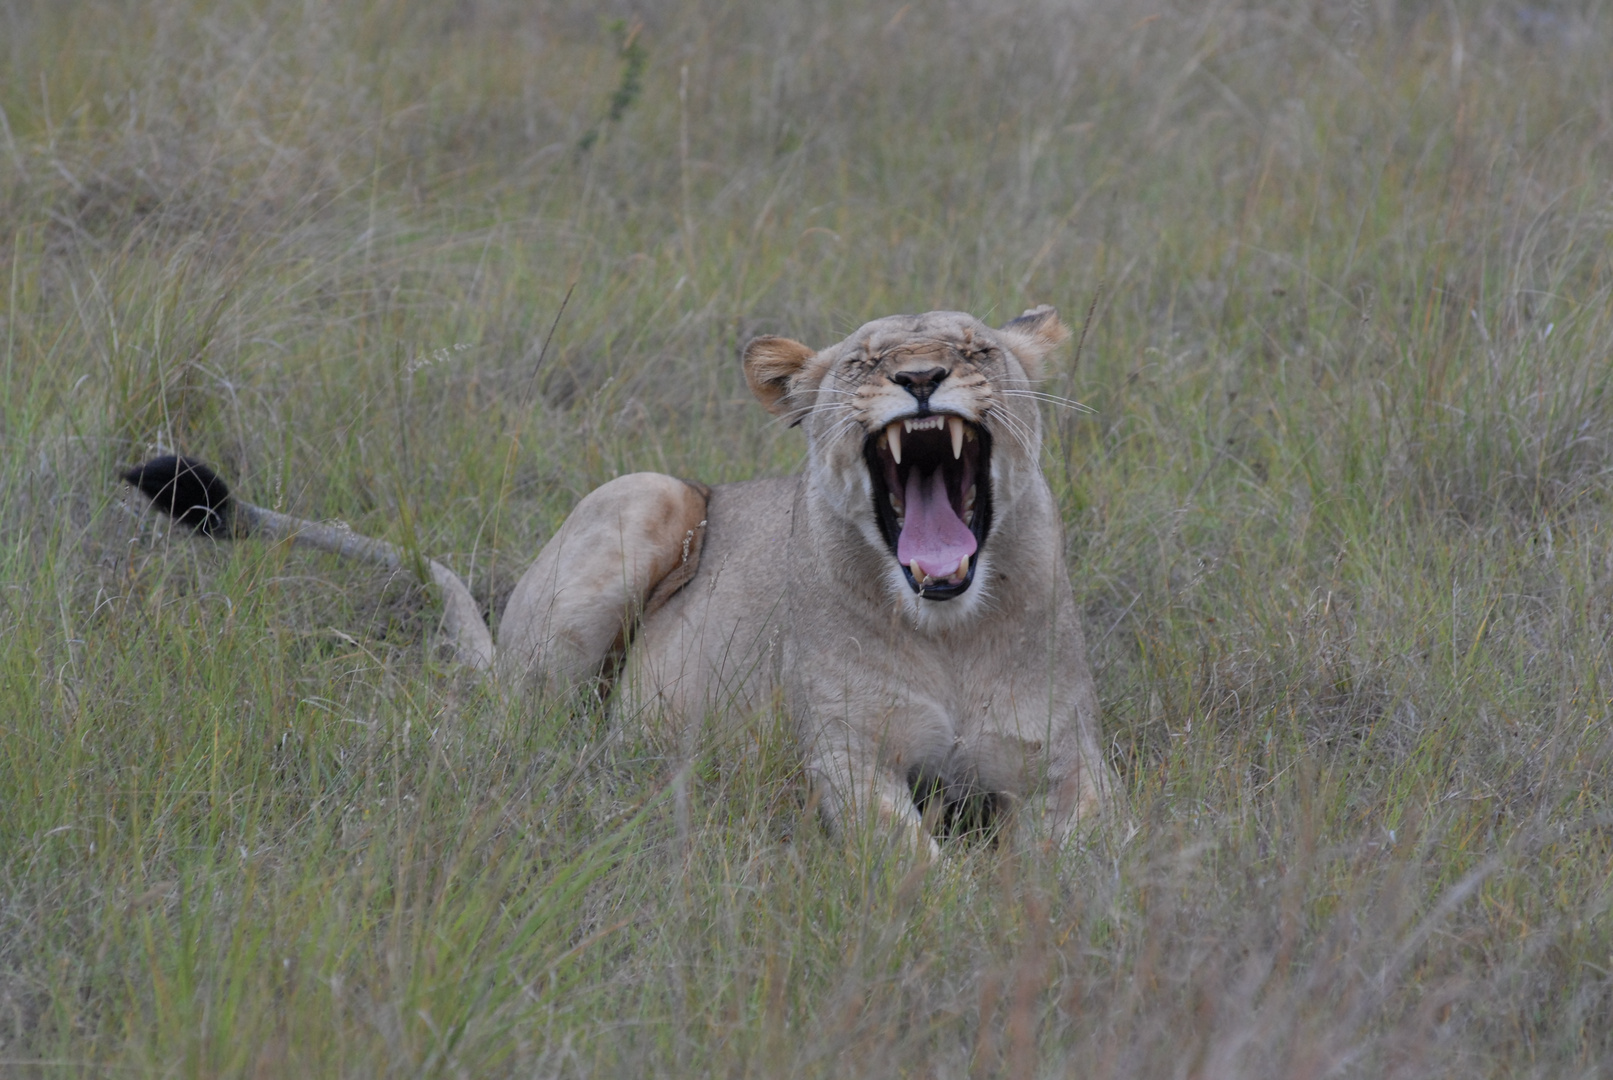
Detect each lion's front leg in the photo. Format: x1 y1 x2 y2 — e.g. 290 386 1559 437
964 725 1112 851
1033 754 1111 850
805 746 941 861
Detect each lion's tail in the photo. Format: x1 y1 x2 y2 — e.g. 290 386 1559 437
121 456 495 670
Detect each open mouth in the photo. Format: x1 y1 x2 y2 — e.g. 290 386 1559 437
864 413 992 600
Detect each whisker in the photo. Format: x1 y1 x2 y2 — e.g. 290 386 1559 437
1001 406 1042 449
987 408 1038 459
768 401 854 429
822 414 867 442
1000 389 1095 413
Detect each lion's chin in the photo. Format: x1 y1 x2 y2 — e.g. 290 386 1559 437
887 551 993 629
864 415 993 601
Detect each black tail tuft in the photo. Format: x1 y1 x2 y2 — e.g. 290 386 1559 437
121 456 235 536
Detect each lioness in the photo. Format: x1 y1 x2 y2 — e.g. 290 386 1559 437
124 307 1110 855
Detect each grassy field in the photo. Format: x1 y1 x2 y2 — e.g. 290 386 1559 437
3 0 1613 1074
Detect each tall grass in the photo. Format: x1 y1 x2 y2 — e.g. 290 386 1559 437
3 0 1612 1074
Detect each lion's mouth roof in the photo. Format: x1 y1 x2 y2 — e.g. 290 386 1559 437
865 414 992 600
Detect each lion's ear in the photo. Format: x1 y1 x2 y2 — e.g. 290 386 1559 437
997 305 1071 378
743 335 818 419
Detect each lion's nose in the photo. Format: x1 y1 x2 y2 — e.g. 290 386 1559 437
891 366 949 406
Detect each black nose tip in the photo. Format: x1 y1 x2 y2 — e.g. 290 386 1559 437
892 366 949 403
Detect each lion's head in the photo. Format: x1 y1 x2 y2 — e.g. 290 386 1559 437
743 307 1071 626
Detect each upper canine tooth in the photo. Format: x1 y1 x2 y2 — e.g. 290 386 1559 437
887 422 902 464
948 417 964 459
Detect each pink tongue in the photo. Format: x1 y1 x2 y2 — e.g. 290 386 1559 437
896 468 977 581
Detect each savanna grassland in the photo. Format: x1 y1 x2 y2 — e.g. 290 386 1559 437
3 0 1613 1075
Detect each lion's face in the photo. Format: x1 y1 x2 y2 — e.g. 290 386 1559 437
744 308 1070 624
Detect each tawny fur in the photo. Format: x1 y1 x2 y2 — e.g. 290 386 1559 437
506 307 1111 855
